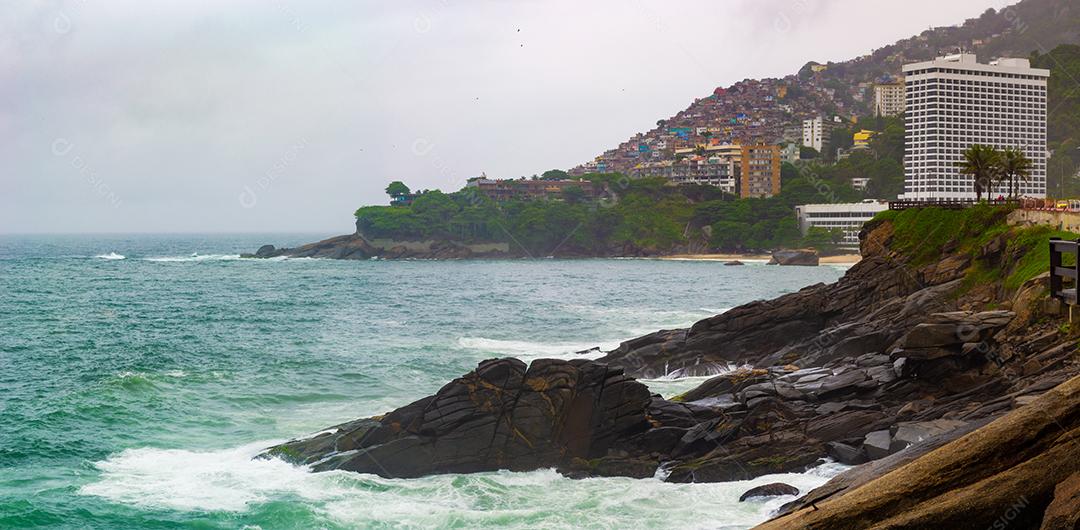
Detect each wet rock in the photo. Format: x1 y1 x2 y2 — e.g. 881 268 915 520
826 441 866 465
768 249 819 266
261 358 655 478
724 260 745 266
862 430 892 460
890 419 967 452
739 482 800 501
759 375 1080 530
896 311 1015 350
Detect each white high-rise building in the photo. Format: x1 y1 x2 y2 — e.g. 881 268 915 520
902 54 1049 201
802 117 831 153
873 81 905 117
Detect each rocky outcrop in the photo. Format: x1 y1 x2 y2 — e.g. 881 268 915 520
242 234 375 259
768 249 819 266
757 374 1080 530
740 483 799 501
596 253 933 377
244 232 513 260
262 358 680 478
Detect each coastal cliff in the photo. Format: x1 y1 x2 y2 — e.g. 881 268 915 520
261 206 1080 527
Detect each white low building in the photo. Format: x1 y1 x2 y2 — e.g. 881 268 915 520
795 201 890 248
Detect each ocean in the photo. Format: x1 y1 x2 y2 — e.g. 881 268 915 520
0 234 851 529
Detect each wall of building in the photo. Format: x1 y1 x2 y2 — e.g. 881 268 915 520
796 202 889 248
1007 209 1080 233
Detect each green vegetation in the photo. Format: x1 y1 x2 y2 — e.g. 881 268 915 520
385 181 410 198
873 205 1079 292
356 170 865 255
957 144 1004 201
953 144 1033 200
872 204 1013 266
1032 44 1080 197
1004 225 1076 290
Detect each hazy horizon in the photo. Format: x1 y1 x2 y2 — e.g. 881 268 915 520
3 0 1013 234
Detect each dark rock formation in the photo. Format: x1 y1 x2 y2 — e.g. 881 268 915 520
739 482 799 501
768 249 819 266
244 231 515 260
242 233 376 259
724 260 745 266
757 374 1080 530
1041 472 1080 530
262 358 676 478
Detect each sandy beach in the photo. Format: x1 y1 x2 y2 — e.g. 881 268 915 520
660 253 862 264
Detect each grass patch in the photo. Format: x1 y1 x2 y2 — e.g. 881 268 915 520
872 205 1013 267
1004 225 1078 289
874 205 1080 292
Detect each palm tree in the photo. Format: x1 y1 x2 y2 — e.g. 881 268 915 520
957 144 1000 202
997 147 1033 199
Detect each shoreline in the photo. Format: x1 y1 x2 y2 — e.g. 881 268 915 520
659 253 863 264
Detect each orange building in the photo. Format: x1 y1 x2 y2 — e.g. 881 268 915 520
739 144 781 198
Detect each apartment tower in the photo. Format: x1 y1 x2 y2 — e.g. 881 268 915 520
902 54 1048 201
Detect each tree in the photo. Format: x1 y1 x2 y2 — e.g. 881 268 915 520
997 147 1032 198
385 181 410 198
957 144 1000 201
561 185 586 204
800 146 820 160
802 226 845 252
541 169 569 180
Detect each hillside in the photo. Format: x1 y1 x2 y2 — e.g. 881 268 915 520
572 0 1080 177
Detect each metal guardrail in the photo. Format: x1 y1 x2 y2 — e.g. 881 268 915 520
1050 237 1079 305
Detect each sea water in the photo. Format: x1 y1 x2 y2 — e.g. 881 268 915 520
0 234 850 529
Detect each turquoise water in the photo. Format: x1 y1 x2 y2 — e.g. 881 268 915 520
0 234 848 529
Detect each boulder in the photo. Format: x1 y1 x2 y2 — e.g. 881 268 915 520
889 419 967 453
724 260 745 266
826 441 867 465
896 311 1015 350
739 482 800 501
862 429 892 460
757 375 1080 530
261 358 655 478
768 249 820 266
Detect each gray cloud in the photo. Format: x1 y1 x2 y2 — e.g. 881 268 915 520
1 0 1013 233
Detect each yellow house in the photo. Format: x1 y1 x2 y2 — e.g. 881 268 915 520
853 129 876 148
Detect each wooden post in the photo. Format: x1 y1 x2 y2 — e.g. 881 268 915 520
1050 237 1063 301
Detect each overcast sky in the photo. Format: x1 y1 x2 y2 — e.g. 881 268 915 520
1 0 1014 234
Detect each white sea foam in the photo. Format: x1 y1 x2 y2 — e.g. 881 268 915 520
143 253 242 262
640 363 751 398
95 252 126 260
80 442 848 528
79 441 317 512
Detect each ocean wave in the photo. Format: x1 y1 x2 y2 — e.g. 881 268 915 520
95 252 126 260
79 441 848 527
457 337 613 359
640 364 750 398
143 253 242 262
